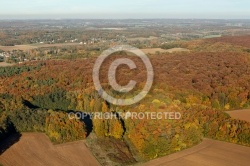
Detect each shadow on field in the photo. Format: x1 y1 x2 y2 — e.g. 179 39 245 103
0 133 22 155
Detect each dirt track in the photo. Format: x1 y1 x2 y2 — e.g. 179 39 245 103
226 109 250 122
142 139 250 166
0 133 100 166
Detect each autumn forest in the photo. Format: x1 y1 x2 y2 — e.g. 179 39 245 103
1 35 250 164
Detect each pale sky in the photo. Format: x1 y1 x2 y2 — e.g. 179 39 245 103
0 0 250 19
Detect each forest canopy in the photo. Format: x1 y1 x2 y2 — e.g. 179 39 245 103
1 35 250 161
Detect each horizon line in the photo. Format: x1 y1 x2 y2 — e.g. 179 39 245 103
1 18 250 20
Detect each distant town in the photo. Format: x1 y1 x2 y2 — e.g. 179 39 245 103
0 19 250 64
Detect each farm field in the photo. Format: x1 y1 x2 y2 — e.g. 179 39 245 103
0 45 37 52
32 43 83 48
226 109 250 122
141 47 189 54
142 139 250 166
0 45 190 54
0 62 13 67
0 43 82 52
1 134 250 166
126 36 158 41
0 133 100 166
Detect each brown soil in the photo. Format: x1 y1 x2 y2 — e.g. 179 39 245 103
0 62 13 67
0 45 37 52
126 36 158 41
226 109 250 122
0 43 81 52
141 48 189 54
141 139 250 166
0 133 100 166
